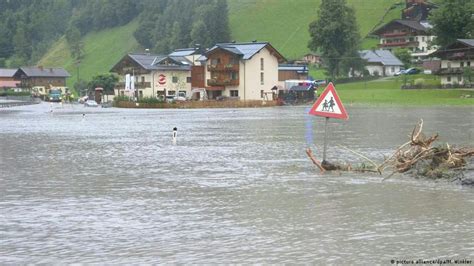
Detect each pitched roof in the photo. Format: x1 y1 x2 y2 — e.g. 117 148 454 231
154 56 192 66
111 53 192 72
200 42 286 62
169 48 199 57
16 67 70 77
0 68 17 78
430 39 474 58
359 50 404 66
129 53 165 70
459 39 474 47
372 19 431 35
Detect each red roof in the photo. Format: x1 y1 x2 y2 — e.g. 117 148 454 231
0 80 20 88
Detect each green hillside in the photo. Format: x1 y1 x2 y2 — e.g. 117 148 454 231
229 0 403 59
38 20 139 87
38 0 403 85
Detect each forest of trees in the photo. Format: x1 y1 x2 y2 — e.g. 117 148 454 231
0 0 230 67
134 0 230 54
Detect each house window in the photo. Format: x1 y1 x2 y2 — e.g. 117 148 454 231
168 90 175 96
391 66 395 72
461 62 464 67
260 58 264 71
172 76 178 83
211 58 220 65
120 91 124 96
141 76 145 83
260 72 264 85
230 90 238 97
230 57 239 64
139 90 143 98
260 90 264 98
186 77 191 83
447 62 451 68
467 61 471 67
231 72 238 80
447 76 451 82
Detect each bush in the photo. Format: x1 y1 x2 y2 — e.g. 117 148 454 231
414 78 425 86
138 97 165 104
0 90 31 97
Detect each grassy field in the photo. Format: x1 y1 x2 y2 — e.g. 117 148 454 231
38 20 140 87
333 78 474 106
228 0 402 59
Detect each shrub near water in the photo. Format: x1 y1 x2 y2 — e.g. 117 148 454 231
0 90 31 97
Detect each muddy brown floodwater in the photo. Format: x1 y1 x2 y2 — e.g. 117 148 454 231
1 102 473 264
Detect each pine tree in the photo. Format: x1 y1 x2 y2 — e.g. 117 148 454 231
308 0 361 79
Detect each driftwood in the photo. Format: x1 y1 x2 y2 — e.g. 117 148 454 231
305 148 325 173
382 119 473 179
306 119 473 182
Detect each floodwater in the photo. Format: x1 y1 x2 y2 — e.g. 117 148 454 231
1 102 473 264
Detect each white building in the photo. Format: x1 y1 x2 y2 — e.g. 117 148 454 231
431 39 474 86
197 42 285 100
111 42 285 101
110 52 196 99
358 50 404 76
372 20 438 60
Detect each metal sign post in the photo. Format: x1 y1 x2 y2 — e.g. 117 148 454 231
308 82 348 163
323 117 329 161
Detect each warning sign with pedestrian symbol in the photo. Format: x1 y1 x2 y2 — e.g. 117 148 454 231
308 82 348 120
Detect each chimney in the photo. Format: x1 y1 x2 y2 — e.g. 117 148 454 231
38 65 43 71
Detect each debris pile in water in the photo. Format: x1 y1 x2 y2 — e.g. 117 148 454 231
306 119 474 184
379 119 473 181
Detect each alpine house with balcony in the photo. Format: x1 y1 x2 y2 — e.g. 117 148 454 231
431 39 474 86
196 42 285 101
372 19 437 60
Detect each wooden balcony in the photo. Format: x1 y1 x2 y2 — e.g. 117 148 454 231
207 79 239 86
379 41 418 48
435 67 473 75
207 64 239 72
382 32 408 37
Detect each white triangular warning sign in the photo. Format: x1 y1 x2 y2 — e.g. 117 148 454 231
308 82 348 120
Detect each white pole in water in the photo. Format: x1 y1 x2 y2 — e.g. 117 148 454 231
323 117 329 162
172 127 177 143
50 102 53 113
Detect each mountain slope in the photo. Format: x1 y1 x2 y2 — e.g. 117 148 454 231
38 1 403 85
38 20 139 86
229 0 402 59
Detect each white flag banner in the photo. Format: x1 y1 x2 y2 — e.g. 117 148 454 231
130 75 135 93
125 74 130 91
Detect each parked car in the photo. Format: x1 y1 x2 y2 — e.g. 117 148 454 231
405 68 421 75
84 100 99 107
394 69 406 76
313 79 327 86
